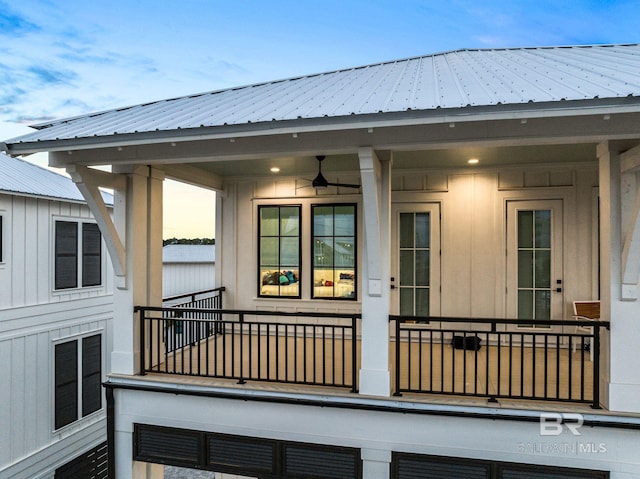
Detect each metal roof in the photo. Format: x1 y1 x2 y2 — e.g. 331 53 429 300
4 44 640 147
0 152 113 204
163 244 215 263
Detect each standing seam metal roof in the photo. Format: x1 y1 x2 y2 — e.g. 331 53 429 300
4 44 640 146
0 152 113 204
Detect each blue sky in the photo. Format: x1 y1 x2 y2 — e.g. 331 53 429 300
1 0 638 237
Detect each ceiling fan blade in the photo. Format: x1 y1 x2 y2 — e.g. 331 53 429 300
327 181 361 189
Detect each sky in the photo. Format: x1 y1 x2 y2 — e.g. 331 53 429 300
1 0 639 237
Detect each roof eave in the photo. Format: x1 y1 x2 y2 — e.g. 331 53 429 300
3 97 640 156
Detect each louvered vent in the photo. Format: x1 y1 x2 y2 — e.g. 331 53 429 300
396 455 488 479
500 467 608 479
135 425 201 466
208 435 275 474
283 443 360 479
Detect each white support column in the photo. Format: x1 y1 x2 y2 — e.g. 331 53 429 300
599 142 640 413
111 165 164 375
362 448 391 479
358 148 392 397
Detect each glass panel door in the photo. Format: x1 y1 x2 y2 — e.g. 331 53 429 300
506 200 563 329
392 204 440 319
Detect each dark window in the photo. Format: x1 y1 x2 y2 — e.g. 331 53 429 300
312 204 356 300
55 220 102 290
258 205 301 298
82 223 102 287
55 334 102 429
55 221 78 289
55 340 78 429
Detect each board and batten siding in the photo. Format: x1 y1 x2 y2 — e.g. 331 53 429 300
220 162 599 320
162 262 215 298
0 296 113 479
0 193 114 309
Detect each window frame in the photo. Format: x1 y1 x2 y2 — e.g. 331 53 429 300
257 205 302 299
54 218 103 291
311 203 357 301
53 331 104 431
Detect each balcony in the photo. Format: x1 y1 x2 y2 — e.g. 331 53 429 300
135 288 609 409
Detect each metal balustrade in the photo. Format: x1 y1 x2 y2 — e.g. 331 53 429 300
137 306 360 392
390 316 610 409
137 293 609 407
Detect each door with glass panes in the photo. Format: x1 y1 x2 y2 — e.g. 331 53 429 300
506 200 564 330
391 204 441 319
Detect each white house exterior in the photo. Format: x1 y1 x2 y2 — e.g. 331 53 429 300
3 44 640 478
0 153 113 479
162 244 215 298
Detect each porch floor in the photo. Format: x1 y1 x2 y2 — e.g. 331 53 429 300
143 332 596 410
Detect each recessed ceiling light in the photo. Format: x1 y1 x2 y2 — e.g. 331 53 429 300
270 167 280 173
467 158 479 165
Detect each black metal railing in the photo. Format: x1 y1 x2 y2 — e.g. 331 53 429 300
137 306 360 393
162 287 226 308
160 287 225 352
390 316 610 409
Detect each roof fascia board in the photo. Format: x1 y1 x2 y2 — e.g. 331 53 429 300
6 99 640 157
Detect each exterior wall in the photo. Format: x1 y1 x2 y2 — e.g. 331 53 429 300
0 296 112 479
0 192 114 478
220 162 599 320
114 387 640 478
0 193 114 309
162 262 215 298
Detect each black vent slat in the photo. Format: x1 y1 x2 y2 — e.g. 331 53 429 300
284 444 359 479
397 457 489 479
55 441 108 479
208 435 274 473
136 426 201 465
501 466 608 479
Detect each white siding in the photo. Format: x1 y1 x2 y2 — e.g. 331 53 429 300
221 162 599 319
0 296 113 479
0 193 114 309
162 262 215 298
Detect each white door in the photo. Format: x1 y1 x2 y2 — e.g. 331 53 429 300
391 204 441 319
506 200 564 328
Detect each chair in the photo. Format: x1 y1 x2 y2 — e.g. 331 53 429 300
572 300 599 361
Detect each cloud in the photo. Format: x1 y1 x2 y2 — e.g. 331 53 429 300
0 1 39 36
27 65 78 86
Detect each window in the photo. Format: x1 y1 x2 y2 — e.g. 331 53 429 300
258 205 301 297
55 220 102 290
312 204 356 300
54 334 102 430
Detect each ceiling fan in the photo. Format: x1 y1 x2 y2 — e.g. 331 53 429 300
309 155 360 189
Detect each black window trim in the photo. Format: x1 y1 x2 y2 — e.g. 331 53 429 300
257 204 302 299
54 218 103 291
311 202 358 301
53 331 104 431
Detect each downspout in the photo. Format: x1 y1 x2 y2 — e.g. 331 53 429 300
105 383 116 479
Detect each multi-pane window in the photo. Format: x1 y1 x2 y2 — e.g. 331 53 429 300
258 205 301 297
312 204 356 300
55 220 102 290
54 334 102 430
517 210 551 324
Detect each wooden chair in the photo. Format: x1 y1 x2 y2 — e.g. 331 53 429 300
572 300 599 361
